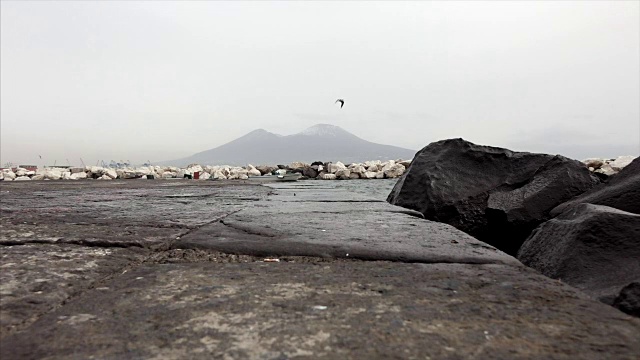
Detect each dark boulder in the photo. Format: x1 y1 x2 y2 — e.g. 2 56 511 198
310 161 324 167
387 138 599 255
518 204 640 312
613 282 640 317
302 166 318 178
255 165 277 176
552 156 639 215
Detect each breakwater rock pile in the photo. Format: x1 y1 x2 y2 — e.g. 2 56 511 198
0 159 411 181
583 155 636 177
388 138 639 317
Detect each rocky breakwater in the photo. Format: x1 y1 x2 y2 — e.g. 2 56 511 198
386 138 639 316
518 156 640 317
387 138 601 255
0 159 410 182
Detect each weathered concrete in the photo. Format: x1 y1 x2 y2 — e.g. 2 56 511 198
4 260 640 359
177 182 517 265
0 244 147 338
1 180 639 359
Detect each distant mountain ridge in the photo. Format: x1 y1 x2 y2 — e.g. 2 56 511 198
162 124 416 166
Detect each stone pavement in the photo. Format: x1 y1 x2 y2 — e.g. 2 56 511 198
0 180 639 359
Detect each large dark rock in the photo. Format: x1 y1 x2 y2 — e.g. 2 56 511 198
387 139 599 255
614 282 640 317
552 156 640 215
302 166 318 178
518 203 640 312
256 165 278 176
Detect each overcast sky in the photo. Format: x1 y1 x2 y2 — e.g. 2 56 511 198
1 1 638 166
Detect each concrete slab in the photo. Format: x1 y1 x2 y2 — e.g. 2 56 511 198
177 181 518 265
2 260 639 359
0 244 147 338
2 180 639 359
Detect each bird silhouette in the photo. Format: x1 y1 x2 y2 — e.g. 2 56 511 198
335 99 344 108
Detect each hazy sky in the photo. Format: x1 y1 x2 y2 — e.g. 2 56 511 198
2 1 639 166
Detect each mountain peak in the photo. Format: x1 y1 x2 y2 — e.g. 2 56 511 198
242 128 281 138
299 124 349 137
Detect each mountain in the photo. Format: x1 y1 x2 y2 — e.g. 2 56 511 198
161 124 416 166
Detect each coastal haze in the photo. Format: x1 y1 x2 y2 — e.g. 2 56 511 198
1 1 639 167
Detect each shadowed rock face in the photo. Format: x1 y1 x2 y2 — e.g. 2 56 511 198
552 156 640 216
518 203 640 312
614 282 640 317
387 138 599 255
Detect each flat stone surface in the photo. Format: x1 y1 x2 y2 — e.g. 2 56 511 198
2 260 639 359
0 244 147 338
178 182 517 265
0 180 270 230
1 180 639 359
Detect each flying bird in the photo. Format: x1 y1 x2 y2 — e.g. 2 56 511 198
335 99 344 108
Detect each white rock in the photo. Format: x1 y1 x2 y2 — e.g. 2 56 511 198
246 164 261 177
380 160 396 173
177 169 188 178
328 162 346 173
320 173 337 180
384 164 406 178
398 159 412 168
349 172 361 179
105 169 118 179
3 171 16 180
135 167 152 176
350 165 366 175
212 171 227 180
199 172 211 180
31 174 45 181
14 176 31 181
362 171 377 179
186 164 203 174
609 156 636 171
595 164 616 176
98 174 112 180
335 169 351 180
364 160 382 169
44 169 62 180
375 171 385 179
583 158 604 170
62 172 72 180
26 170 35 176
90 166 106 176
70 172 87 180
15 168 27 176
162 172 176 179
227 167 248 179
